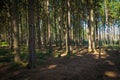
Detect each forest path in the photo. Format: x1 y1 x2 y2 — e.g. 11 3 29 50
0 48 120 80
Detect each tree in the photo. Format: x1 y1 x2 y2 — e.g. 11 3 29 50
47 0 52 52
12 0 21 63
28 0 36 68
87 0 96 52
36 0 42 49
66 0 71 54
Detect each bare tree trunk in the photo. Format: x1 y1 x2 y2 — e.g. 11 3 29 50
58 16 62 49
12 0 21 62
47 0 52 52
104 0 109 45
28 0 36 68
95 20 99 48
36 0 42 49
88 19 92 52
66 0 71 54
87 0 96 52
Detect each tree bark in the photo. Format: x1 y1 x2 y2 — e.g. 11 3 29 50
47 0 52 52
12 0 21 62
36 0 42 49
87 0 96 52
66 0 71 54
28 0 36 68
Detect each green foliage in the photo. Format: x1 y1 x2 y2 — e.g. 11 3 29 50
0 42 9 47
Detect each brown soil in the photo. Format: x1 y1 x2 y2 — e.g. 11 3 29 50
0 48 120 80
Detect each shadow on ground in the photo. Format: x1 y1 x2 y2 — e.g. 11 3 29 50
0 48 120 80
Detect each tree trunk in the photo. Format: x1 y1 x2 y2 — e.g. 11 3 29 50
36 0 42 49
66 0 71 54
12 0 21 63
47 0 52 52
28 0 36 68
58 16 62 49
87 0 96 52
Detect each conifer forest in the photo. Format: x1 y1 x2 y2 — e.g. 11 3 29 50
0 0 120 80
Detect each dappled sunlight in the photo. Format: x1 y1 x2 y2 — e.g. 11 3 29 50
104 71 119 78
60 53 67 57
93 51 110 59
0 46 120 80
48 64 57 69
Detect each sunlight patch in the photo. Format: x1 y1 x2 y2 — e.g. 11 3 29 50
94 52 109 59
48 64 57 69
104 71 118 78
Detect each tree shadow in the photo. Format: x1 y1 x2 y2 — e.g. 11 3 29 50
0 48 120 80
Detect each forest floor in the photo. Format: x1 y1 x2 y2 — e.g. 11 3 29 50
0 47 120 80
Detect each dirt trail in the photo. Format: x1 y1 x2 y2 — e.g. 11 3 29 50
0 49 120 80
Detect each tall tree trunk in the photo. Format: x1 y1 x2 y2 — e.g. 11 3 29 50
95 19 99 48
12 0 21 62
88 18 92 51
8 5 13 50
25 0 29 47
66 0 71 54
58 16 62 49
28 0 36 68
87 0 96 52
47 0 52 52
36 0 42 49
54 2 58 47
104 0 109 45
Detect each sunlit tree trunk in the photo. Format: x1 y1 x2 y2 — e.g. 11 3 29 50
88 18 92 52
12 0 21 62
87 0 96 52
66 0 71 54
47 0 52 52
28 0 36 68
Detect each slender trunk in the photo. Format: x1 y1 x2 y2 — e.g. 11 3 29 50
36 0 42 49
25 0 29 47
95 20 99 48
90 8 96 52
54 12 58 46
87 0 96 52
66 0 71 54
47 0 52 52
12 0 21 62
58 16 62 49
104 0 108 45
10 20 14 51
28 0 36 68
88 19 92 51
